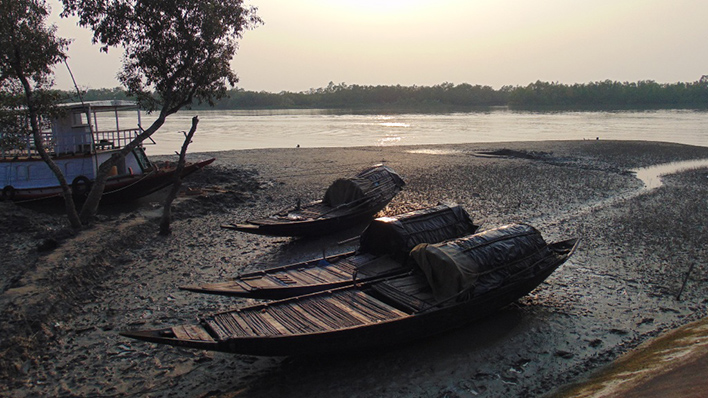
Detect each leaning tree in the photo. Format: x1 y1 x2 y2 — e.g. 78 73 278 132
0 0 82 228
60 0 261 225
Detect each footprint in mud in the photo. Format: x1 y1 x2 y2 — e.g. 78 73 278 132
555 350 575 359
609 328 629 336
588 339 603 348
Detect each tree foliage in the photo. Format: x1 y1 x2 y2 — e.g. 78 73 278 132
507 80 708 108
61 0 261 116
0 0 69 86
59 0 261 224
74 80 705 111
179 82 507 110
0 0 70 142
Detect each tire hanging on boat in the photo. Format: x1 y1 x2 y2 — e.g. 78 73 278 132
1 185 15 201
71 176 92 197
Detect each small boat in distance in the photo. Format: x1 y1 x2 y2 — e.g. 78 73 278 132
0 100 214 204
182 204 479 299
221 164 405 237
122 224 579 356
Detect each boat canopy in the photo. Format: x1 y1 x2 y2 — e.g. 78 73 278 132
58 100 137 112
410 224 552 301
322 177 372 207
359 204 478 262
322 164 404 207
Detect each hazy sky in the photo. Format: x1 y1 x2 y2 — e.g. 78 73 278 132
50 0 708 93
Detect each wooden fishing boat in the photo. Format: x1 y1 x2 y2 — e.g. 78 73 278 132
122 224 579 356
220 164 405 237
181 204 479 299
0 100 214 204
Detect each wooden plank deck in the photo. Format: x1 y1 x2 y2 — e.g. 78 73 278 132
371 275 435 313
172 325 214 341
203 288 411 339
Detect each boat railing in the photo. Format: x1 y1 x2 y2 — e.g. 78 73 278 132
0 130 52 159
92 128 154 150
1 127 154 159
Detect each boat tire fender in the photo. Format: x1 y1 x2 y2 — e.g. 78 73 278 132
72 176 92 196
1 185 15 201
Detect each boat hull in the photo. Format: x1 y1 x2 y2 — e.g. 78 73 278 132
180 251 365 299
122 239 579 356
222 201 392 237
2 158 215 204
222 164 405 237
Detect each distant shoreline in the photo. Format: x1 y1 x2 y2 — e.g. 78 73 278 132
63 79 708 111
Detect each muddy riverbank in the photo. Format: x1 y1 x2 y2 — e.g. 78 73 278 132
1 140 707 397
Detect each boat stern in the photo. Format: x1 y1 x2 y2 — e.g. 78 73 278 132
120 325 219 351
179 282 252 297
221 222 262 233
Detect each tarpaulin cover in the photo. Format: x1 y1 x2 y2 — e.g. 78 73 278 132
359 204 478 262
321 178 373 207
322 165 405 207
410 224 551 301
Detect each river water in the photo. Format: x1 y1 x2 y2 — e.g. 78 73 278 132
134 108 708 156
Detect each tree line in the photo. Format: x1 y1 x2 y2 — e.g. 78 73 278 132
70 78 708 110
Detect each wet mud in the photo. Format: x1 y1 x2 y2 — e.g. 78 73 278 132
1 140 708 397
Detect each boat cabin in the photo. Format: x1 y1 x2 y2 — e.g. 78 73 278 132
1 100 154 193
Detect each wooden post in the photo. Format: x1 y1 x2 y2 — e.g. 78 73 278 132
676 262 695 301
159 116 199 236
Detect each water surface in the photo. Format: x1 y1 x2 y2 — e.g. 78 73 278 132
633 158 708 189
123 108 708 155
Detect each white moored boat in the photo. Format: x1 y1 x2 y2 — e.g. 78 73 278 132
0 100 214 203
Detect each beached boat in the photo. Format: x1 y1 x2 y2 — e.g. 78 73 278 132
122 224 579 356
220 164 405 236
182 204 479 299
0 100 214 204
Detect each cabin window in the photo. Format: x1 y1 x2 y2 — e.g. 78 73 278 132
132 148 151 171
72 112 88 127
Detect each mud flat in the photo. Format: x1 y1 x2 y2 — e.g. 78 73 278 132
1 140 708 397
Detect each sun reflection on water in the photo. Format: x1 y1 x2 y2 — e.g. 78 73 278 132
379 122 410 127
377 135 403 146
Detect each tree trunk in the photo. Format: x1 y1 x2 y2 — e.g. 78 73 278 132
159 116 199 236
78 113 167 225
31 127 82 229
17 75 82 229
